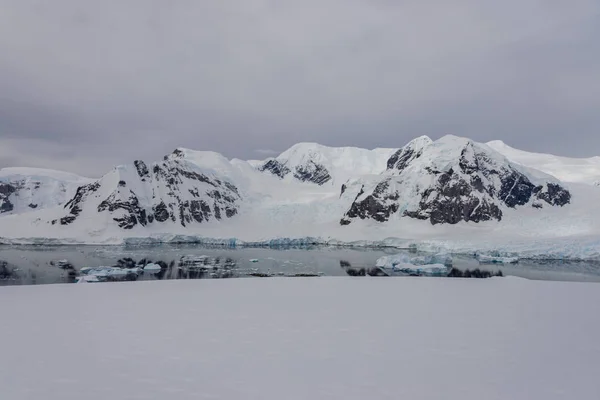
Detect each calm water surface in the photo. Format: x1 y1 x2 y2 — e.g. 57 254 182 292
1 244 600 286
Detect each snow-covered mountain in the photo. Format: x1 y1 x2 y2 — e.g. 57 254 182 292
0 168 92 215
257 143 396 185
487 140 600 186
340 136 571 226
53 153 242 230
0 136 598 259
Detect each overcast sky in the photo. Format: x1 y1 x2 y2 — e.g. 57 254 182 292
1 1 599 177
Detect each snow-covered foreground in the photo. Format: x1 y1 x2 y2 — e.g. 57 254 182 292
1 278 599 399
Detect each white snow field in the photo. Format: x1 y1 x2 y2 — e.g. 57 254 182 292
1 278 599 400
487 140 600 185
0 167 92 215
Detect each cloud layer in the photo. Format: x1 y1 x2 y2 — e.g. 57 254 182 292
1 0 599 176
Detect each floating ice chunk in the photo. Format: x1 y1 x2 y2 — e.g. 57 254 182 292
477 255 519 264
376 253 451 276
78 265 142 281
143 263 162 272
107 268 128 277
431 252 453 266
375 253 412 269
75 275 100 283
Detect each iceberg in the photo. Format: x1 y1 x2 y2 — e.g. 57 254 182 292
143 263 162 272
75 275 100 283
79 266 142 282
375 253 450 276
477 255 519 264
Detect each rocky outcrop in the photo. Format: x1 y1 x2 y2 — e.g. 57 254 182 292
341 180 399 224
56 182 101 225
342 137 572 226
134 160 150 179
0 183 16 213
259 158 332 185
259 160 290 179
292 160 331 185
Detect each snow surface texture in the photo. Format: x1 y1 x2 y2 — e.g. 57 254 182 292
487 140 600 185
1 278 599 400
0 136 599 260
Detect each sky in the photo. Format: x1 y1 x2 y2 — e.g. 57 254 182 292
1 0 599 177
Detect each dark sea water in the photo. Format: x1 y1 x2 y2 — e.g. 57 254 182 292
1 244 600 286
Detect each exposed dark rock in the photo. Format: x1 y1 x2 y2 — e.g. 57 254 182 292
387 136 431 172
535 183 571 206
98 191 147 229
60 215 77 225
153 202 170 222
259 159 290 179
213 204 222 220
293 161 332 185
134 160 150 178
342 180 399 223
83 159 242 229
387 147 420 172
259 157 332 185
59 182 101 225
0 183 16 213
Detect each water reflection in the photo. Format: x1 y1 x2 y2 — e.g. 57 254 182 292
0 244 599 286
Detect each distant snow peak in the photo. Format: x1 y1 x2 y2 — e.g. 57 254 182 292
258 143 334 185
341 135 571 226
387 135 432 171
257 142 396 185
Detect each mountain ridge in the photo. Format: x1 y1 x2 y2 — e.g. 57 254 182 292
0 135 598 259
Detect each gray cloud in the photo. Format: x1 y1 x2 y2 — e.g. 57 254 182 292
0 0 599 177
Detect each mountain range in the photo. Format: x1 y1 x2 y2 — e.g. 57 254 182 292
1 135 599 258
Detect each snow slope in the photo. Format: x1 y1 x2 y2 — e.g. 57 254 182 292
487 140 600 185
1 278 599 400
257 142 396 186
0 167 92 215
